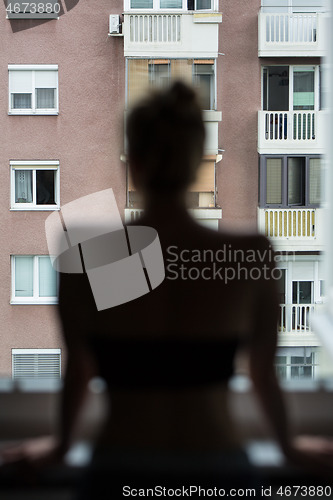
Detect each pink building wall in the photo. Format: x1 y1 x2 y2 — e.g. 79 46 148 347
218 0 261 230
0 0 125 375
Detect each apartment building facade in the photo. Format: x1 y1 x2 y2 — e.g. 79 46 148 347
257 0 327 379
0 0 327 380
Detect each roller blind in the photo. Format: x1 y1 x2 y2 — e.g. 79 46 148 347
190 161 215 192
10 71 32 93
35 71 57 88
127 59 149 107
266 158 282 204
170 59 193 84
309 158 321 205
292 261 314 281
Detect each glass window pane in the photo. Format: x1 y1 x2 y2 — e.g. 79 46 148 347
266 66 289 111
288 157 304 205
130 0 153 7
266 158 282 204
149 62 170 88
293 68 315 110
15 256 33 297
36 88 55 109
36 170 56 205
39 257 57 297
309 158 321 204
12 93 31 109
160 0 182 7
15 170 33 203
196 0 211 9
194 64 214 110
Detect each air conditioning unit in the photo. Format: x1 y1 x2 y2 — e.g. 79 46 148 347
109 15 121 34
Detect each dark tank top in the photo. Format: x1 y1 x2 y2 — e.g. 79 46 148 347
87 337 239 390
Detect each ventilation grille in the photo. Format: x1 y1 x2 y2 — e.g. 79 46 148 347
12 352 61 379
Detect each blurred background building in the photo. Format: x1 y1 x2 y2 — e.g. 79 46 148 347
0 0 328 381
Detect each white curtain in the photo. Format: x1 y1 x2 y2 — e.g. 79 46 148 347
39 257 57 297
36 88 55 109
15 256 33 297
12 93 32 109
15 170 33 203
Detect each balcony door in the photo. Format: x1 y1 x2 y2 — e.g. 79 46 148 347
292 280 313 330
263 66 317 112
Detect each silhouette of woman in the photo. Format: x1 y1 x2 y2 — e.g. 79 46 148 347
3 82 333 496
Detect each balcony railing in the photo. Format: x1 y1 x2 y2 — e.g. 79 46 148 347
258 12 327 57
124 207 222 229
123 12 222 58
258 110 325 154
279 303 316 333
260 208 316 239
129 14 181 43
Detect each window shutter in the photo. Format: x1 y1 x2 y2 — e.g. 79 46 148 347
10 71 32 93
292 261 314 281
266 159 282 204
12 351 61 379
35 71 57 88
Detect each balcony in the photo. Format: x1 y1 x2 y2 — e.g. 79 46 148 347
258 11 327 57
257 207 325 251
124 207 222 229
123 11 222 58
258 110 326 155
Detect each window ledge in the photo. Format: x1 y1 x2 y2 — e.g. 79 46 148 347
10 207 60 211
10 299 58 305
8 111 59 116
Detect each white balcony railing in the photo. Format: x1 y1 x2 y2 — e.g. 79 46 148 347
258 12 327 57
279 303 316 333
258 110 326 154
124 12 222 58
124 207 222 229
129 14 181 43
261 208 316 239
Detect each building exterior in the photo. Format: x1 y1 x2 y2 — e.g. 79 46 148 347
0 0 328 379
257 0 327 379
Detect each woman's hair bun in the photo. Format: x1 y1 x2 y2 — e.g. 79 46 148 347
169 81 197 105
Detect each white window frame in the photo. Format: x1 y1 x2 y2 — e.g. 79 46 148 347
11 255 58 305
10 160 60 211
12 349 61 380
8 65 59 115
124 0 217 11
261 65 321 112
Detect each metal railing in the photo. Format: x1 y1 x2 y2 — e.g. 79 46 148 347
263 208 316 239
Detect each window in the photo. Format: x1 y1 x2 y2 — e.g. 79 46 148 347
262 65 319 112
127 0 214 10
260 155 322 207
11 255 58 304
12 349 61 380
127 59 216 110
275 347 320 380
11 161 59 210
9 65 58 115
